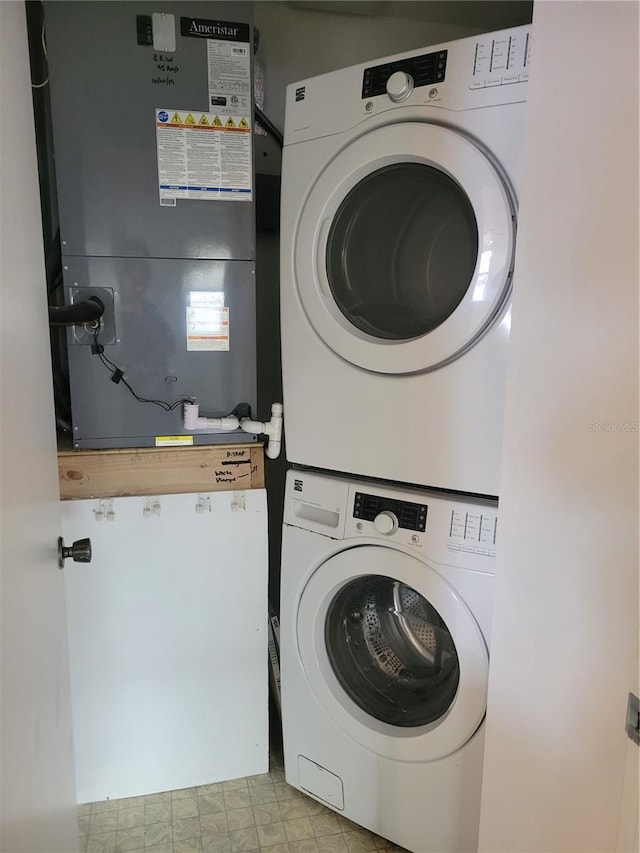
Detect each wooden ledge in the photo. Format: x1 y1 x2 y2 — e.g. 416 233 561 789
58 443 264 500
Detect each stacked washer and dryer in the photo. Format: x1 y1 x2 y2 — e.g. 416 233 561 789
278 26 530 853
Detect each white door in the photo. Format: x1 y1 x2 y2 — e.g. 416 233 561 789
477 2 639 850
294 121 516 373
297 545 489 762
0 5 78 851
62 492 269 804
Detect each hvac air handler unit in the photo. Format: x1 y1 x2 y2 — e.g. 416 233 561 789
45 1 256 448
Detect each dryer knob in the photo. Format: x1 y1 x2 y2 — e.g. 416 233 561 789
386 71 413 102
374 511 398 536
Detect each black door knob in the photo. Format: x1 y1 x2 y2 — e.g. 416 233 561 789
58 537 92 569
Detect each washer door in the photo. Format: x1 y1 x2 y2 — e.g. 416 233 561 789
297 545 489 762
294 122 515 374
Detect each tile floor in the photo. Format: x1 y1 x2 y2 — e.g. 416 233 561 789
77 753 408 853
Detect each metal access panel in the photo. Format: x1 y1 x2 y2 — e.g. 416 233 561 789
65 257 256 448
44 2 258 447
45 1 255 260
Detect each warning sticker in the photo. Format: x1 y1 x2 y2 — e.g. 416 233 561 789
155 108 252 204
155 435 194 447
186 291 229 351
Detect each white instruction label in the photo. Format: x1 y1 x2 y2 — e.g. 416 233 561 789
186 291 229 351
190 291 225 306
156 108 252 204
208 39 251 117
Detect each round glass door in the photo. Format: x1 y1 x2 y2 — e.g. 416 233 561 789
294 121 516 374
326 164 478 341
325 575 460 727
296 545 489 762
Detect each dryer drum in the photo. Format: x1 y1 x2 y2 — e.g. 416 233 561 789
325 163 479 342
325 575 460 728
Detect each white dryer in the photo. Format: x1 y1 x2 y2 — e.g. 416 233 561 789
280 27 531 496
280 470 497 853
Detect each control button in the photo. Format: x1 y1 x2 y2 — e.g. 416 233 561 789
428 88 438 99
386 71 413 102
356 522 363 531
365 101 373 112
410 534 420 544
373 511 398 536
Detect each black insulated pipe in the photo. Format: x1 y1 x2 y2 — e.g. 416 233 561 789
255 105 283 148
49 295 105 327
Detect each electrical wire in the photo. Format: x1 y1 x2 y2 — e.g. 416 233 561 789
92 328 190 412
31 19 48 89
254 105 283 148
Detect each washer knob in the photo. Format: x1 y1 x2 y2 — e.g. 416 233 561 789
386 71 413 102
374 511 398 536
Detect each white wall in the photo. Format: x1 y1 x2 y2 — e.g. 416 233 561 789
478 2 639 851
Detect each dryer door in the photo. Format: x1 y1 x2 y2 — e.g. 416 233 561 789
294 122 515 374
297 545 489 762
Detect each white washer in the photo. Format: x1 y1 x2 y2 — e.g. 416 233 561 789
280 27 531 496
281 470 497 853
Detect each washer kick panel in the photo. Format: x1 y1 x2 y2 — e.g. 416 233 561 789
361 49 447 98
353 492 427 532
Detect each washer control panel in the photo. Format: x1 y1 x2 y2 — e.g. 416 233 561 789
285 471 499 566
353 492 427 532
361 49 447 99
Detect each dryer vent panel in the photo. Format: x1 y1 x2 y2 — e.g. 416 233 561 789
44 1 256 448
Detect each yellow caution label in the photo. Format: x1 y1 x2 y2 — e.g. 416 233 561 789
198 114 209 126
155 435 194 447
225 116 236 128
185 113 195 125
212 115 222 126
171 112 182 124
238 117 249 129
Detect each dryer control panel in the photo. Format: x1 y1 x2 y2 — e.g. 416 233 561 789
361 49 447 98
